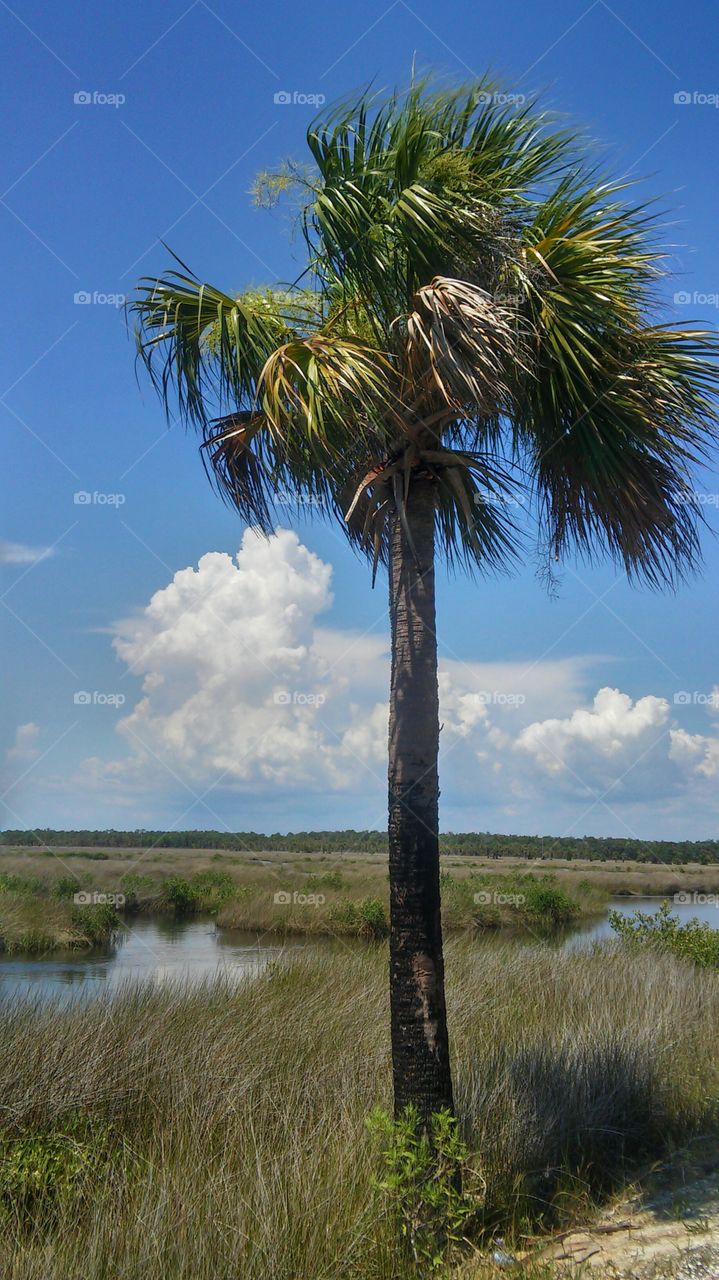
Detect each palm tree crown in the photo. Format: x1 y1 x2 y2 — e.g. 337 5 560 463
133 76 719 588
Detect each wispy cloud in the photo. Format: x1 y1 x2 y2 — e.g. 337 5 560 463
5 722 41 763
0 540 55 565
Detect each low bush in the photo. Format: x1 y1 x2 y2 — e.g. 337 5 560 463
52 875 83 901
610 900 719 969
189 869 236 911
368 1105 484 1271
70 902 120 946
327 896 388 937
157 876 199 915
520 884 578 926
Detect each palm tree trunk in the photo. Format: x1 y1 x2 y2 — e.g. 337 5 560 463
387 473 454 1125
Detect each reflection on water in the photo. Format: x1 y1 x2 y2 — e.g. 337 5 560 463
0 895 716 1002
0 916 305 1002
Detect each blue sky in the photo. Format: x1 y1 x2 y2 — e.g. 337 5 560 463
2 0 719 840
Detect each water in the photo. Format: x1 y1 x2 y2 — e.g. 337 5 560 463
1 894 716 1002
0 916 306 1001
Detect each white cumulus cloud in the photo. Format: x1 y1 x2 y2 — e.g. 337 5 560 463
516 687 670 786
111 528 365 790
669 728 719 778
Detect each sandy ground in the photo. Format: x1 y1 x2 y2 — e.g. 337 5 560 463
540 1145 719 1278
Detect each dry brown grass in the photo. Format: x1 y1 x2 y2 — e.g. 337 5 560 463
3 845 717 898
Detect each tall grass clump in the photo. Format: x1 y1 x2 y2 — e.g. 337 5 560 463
0 898 119 954
0 939 718 1276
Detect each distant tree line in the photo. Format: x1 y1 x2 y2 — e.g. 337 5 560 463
1 829 718 863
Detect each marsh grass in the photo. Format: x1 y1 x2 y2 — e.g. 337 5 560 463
0 897 119 954
0 940 718 1277
1 847 607 947
5 844 719 888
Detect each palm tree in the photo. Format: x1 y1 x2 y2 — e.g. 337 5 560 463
132 77 719 1128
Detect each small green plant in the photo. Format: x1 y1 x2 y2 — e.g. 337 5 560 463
327 897 388 937
521 884 578 926
357 898 388 938
119 872 154 911
367 1105 484 1273
686 1215 711 1235
0 1115 116 1225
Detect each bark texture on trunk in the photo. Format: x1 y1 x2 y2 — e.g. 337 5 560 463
388 474 454 1125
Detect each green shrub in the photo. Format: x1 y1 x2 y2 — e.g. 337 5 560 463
53 875 82 900
357 897 387 937
189 869 235 911
610 900 719 969
327 897 388 937
158 876 199 915
520 884 578 925
368 1105 484 1273
71 902 119 946
158 872 235 915
119 872 154 910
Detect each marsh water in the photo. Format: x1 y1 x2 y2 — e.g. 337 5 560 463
1 895 717 1002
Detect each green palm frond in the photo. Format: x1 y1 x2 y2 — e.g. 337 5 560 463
504 172 719 583
133 269 317 425
132 74 719 587
258 332 396 448
524 321 719 585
